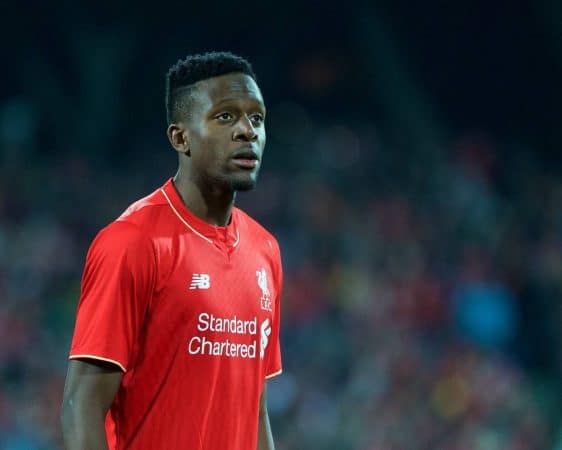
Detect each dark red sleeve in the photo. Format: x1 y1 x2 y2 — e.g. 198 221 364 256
265 239 283 379
69 220 156 372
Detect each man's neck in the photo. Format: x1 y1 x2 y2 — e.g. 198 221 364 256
172 171 235 227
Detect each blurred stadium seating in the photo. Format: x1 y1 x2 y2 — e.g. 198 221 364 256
1 2 561 449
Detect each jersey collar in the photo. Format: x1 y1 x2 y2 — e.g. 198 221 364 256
160 178 240 248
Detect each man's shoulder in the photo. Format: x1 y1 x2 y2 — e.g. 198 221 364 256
104 184 176 234
92 185 170 246
117 186 168 223
235 207 281 254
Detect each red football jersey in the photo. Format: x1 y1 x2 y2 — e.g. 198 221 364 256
69 178 282 450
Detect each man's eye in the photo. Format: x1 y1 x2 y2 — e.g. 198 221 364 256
250 114 264 125
216 112 233 121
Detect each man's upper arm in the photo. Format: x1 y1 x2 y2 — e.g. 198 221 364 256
257 383 275 450
259 382 268 416
63 359 124 413
69 222 156 371
61 359 123 450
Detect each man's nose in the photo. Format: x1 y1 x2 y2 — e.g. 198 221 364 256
233 116 258 142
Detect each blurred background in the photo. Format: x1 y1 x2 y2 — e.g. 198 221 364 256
1 1 561 449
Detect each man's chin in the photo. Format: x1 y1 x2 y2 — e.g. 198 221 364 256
207 172 258 192
227 171 259 192
231 178 257 192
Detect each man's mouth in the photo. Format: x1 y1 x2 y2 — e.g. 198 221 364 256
231 150 259 169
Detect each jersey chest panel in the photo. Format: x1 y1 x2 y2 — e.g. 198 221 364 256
145 232 277 370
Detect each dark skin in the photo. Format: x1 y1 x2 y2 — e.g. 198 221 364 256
169 72 267 226
61 72 275 450
61 360 122 449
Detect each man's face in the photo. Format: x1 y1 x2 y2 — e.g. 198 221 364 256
184 73 266 192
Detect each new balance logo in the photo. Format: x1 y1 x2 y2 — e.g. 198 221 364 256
189 274 211 290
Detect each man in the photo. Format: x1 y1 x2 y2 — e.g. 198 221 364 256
61 52 282 450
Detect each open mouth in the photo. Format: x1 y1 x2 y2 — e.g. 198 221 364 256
231 158 258 169
231 150 259 169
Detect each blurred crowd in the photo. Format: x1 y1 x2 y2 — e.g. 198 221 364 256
0 95 561 450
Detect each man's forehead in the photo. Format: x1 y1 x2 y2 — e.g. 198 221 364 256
194 73 263 106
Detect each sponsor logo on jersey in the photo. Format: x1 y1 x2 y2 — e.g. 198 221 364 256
260 318 271 359
189 274 211 290
187 313 272 360
256 268 272 311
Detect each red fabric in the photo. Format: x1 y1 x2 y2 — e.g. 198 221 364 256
70 179 282 450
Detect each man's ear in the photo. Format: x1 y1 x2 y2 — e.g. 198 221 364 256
167 123 191 156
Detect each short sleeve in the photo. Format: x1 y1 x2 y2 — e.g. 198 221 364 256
69 221 156 372
265 239 283 379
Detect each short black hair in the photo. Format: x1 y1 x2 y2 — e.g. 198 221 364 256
165 51 257 124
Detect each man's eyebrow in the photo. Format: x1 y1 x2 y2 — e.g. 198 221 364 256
211 97 266 110
213 94 264 104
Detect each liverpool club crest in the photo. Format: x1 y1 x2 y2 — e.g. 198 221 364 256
256 268 272 311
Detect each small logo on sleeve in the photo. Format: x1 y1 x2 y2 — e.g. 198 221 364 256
256 268 272 311
189 274 211 290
